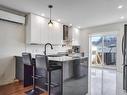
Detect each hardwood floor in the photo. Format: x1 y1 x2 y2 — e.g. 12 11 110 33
0 82 47 95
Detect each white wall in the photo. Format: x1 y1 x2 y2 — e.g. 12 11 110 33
0 20 66 86
0 20 64 86
0 19 80 86
0 20 25 85
80 21 127 95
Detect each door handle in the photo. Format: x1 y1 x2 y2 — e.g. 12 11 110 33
122 35 125 55
123 64 126 67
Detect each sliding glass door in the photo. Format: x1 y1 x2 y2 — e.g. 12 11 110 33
103 35 116 69
91 36 103 67
89 33 117 95
90 34 116 68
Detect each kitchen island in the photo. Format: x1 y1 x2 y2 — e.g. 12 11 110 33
15 55 88 95
48 56 89 95
48 56 88 80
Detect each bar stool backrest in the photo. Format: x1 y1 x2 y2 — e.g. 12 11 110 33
35 55 49 77
22 52 32 66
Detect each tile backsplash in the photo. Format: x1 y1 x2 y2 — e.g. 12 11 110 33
25 44 71 55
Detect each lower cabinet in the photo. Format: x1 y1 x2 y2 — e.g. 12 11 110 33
15 56 24 81
15 56 33 87
73 58 88 78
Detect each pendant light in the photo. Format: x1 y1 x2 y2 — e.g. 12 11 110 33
48 5 53 27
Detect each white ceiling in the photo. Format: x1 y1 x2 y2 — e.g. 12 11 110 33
0 0 127 28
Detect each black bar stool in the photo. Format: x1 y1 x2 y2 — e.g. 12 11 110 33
35 55 62 95
22 53 42 95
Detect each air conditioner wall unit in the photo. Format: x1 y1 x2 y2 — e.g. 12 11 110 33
0 10 25 24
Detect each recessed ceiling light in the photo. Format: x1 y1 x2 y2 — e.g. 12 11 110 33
41 13 45 16
78 26 81 29
118 5 123 9
70 24 72 26
57 19 61 22
120 16 124 19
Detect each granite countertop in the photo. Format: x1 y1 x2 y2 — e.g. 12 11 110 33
15 53 88 62
48 56 86 62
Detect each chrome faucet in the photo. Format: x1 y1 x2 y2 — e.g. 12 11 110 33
44 43 53 55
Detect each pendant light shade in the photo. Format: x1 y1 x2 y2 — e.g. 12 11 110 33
48 5 53 27
48 20 53 27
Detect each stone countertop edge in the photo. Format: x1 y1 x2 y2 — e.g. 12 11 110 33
15 55 88 62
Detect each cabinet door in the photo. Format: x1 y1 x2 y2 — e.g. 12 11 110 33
50 26 56 44
42 22 63 45
30 14 41 44
41 19 56 44
40 18 49 44
71 27 80 45
26 14 63 44
63 25 69 41
56 23 63 44
51 22 63 45
48 26 54 44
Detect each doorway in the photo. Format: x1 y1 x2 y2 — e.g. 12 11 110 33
89 33 117 95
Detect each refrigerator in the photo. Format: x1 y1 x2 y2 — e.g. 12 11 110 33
122 24 127 91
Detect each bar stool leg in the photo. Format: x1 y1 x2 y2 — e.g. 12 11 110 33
61 64 63 95
26 64 39 95
33 64 36 90
48 71 51 95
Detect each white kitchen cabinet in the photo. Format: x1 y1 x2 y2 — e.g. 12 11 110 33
26 14 42 44
51 21 63 45
40 20 63 45
26 13 63 44
40 18 49 44
69 27 80 45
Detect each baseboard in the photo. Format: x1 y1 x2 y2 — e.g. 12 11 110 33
0 79 16 86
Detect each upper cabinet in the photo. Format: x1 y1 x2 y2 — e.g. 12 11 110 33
62 25 80 46
26 14 63 45
51 22 63 44
63 25 69 41
26 14 41 44
69 27 80 45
